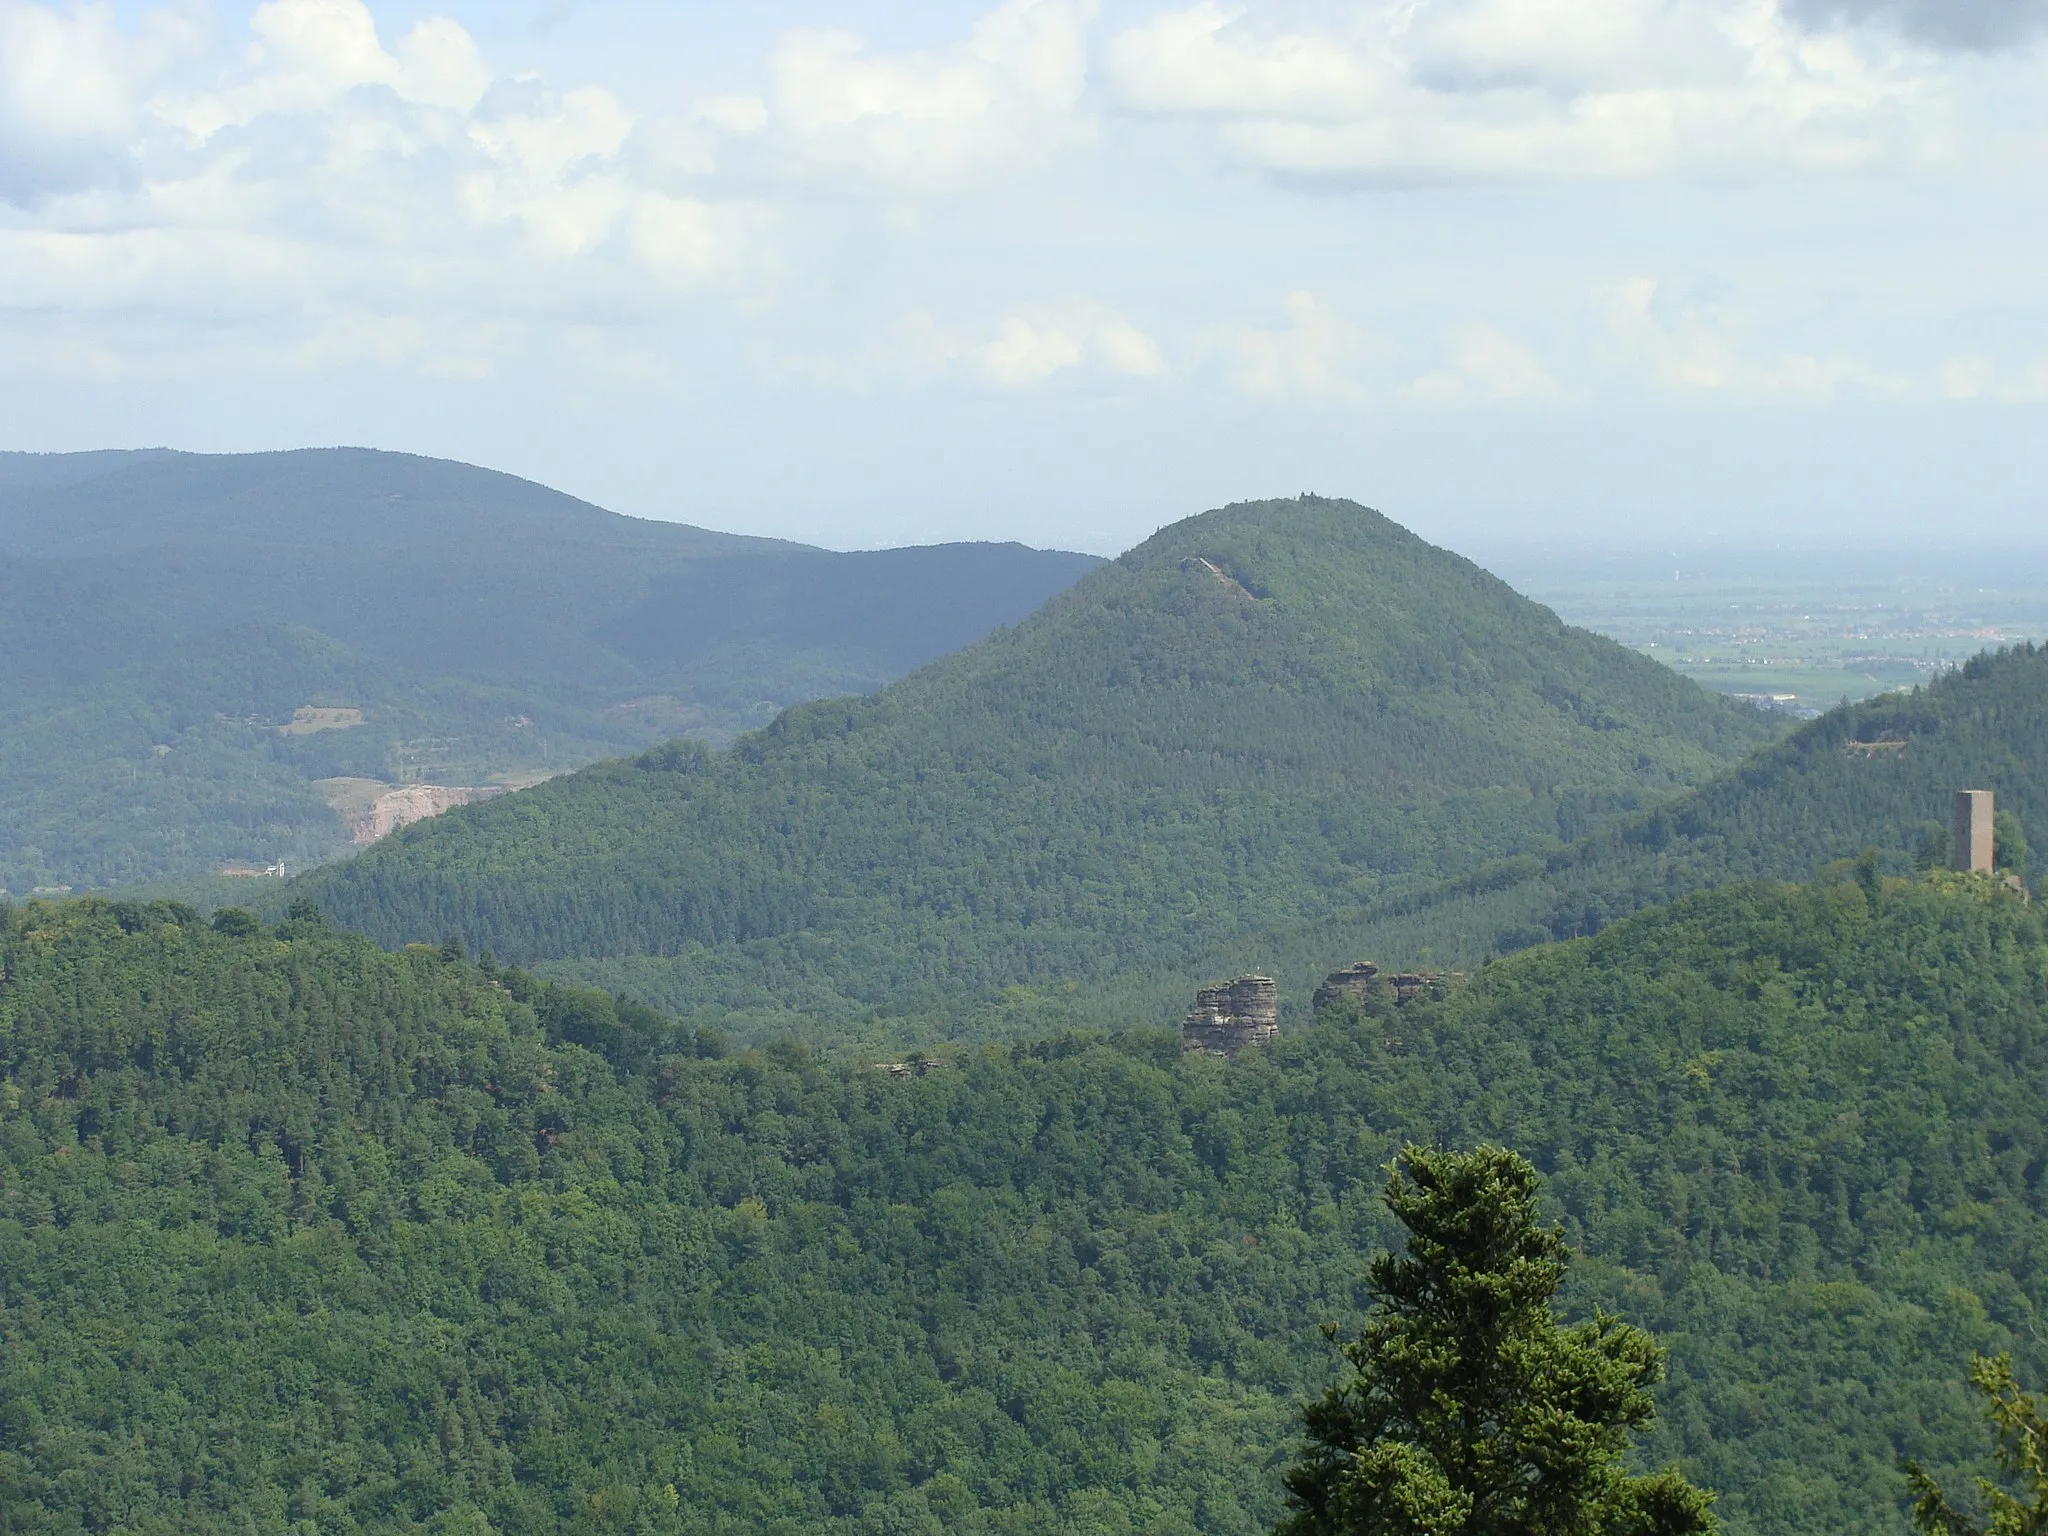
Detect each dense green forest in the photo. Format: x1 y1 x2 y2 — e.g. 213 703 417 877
1275 640 2048 979
4 869 2040 1533
302 496 1779 1041
0 449 1096 893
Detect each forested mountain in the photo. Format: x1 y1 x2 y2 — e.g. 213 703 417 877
0 449 1096 893
0 449 1097 702
3 871 2040 1533
302 496 1780 1042
1274 640 2048 978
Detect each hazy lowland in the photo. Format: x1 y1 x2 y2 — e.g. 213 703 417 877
1490 541 2048 718
2 459 2046 1536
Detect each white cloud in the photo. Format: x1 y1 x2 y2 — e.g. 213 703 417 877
1406 324 1560 404
0 0 203 200
790 299 1166 391
0 0 776 381
1938 353 2048 402
0 0 2037 474
155 1 492 140
0 0 1108 391
743 0 1095 196
1600 276 1907 397
1209 291 1378 404
1104 0 1965 182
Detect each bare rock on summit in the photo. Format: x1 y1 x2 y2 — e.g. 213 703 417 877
1312 961 1382 1012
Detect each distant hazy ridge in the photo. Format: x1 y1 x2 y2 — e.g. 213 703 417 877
0 448 1098 892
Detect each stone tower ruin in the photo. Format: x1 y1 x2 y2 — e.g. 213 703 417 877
1181 975 1279 1056
1953 789 1995 874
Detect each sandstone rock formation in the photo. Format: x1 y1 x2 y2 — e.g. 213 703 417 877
873 1058 946 1079
1312 961 1382 1012
1182 975 1279 1056
1313 961 1456 1010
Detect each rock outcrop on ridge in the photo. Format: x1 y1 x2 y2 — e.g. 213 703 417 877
1181 976 1279 1056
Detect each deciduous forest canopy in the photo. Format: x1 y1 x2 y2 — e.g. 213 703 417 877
3 871 2041 1534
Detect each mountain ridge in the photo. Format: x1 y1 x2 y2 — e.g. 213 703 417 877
0 447 780 558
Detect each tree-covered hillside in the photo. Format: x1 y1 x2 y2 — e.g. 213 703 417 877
303 496 1779 1039
0 625 655 895
1287 640 2048 976
0 449 1096 892
2 872 2042 1533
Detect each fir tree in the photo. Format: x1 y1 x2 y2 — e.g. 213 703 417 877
1277 1145 1716 1536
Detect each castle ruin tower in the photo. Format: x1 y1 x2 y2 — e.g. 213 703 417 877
1953 789 1996 874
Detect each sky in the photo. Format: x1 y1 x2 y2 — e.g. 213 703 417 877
1 0 2044 554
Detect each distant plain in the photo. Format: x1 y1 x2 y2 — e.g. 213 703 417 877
1493 541 2048 716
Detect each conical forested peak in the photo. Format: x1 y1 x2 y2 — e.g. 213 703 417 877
1121 493 1414 565
303 494 1781 1043
893 493 1666 720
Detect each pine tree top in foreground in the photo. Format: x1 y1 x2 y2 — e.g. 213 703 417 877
1278 1145 1715 1536
1907 1354 2048 1536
